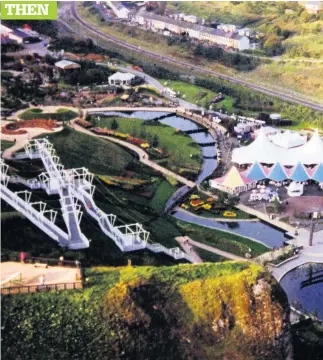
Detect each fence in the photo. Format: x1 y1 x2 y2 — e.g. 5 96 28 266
1 254 81 268
1 282 83 295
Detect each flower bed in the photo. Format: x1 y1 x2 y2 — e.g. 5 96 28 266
1 120 59 135
91 127 150 148
76 119 93 129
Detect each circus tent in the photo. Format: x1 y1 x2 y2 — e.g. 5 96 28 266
209 166 256 194
269 130 306 149
232 129 323 166
268 163 288 181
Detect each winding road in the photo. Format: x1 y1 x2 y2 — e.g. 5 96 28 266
63 2 323 112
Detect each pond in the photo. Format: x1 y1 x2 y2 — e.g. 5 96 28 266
94 111 217 184
172 209 290 248
280 263 323 321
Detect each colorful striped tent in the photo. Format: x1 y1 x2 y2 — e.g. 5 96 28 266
209 166 256 194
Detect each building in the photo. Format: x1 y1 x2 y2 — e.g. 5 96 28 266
217 24 237 33
106 1 130 19
300 1 323 13
209 166 256 194
183 15 198 24
108 72 136 87
131 12 250 50
55 60 81 70
6 26 40 44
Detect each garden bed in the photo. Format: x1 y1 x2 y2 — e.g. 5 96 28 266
2 119 59 135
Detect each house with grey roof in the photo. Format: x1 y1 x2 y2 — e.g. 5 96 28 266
131 12 250 51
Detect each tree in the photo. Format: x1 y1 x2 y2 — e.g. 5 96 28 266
152 135 159 148
111 119 119 130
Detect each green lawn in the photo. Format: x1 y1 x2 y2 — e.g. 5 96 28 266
160 79 235 112
1 140 14 152
150 179 177 214
95 116 203 170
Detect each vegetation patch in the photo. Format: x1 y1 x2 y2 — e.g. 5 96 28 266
19 108 78 122
1 262 290 360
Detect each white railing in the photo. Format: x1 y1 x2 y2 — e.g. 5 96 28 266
2 139 195 262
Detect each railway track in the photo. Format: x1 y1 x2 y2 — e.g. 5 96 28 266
69 3 323 112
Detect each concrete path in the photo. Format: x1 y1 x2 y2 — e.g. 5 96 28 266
175 236 203 264
178 236 246 261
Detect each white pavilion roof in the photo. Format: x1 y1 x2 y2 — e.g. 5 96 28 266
232 128 323 166
269 130 306 149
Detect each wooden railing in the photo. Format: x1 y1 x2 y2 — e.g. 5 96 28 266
1 282 83 295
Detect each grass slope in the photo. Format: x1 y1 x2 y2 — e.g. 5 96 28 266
44 127 134 175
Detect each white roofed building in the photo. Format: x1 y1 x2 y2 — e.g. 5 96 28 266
106 1 130 19
108 72 136 88
55 60 81 70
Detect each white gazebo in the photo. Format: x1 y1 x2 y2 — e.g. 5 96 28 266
108 72 136 88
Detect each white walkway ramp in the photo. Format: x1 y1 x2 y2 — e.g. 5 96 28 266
1 139 192 262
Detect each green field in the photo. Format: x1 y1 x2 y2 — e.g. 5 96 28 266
94 116 203 170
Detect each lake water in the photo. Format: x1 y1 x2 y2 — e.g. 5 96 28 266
280 263 323 320
172 209 289 248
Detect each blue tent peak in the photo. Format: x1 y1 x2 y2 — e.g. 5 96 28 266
246 162 265 181
268 163 288 181
312 163 323 182
290 162 309 182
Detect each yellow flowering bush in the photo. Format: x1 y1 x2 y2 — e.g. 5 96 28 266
223 211 237 217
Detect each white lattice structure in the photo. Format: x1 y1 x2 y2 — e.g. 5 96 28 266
1 139 192 261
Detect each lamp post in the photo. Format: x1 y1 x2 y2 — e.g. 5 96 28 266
309 212 318 247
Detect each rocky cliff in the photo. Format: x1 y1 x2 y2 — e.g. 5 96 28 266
1 261 293 360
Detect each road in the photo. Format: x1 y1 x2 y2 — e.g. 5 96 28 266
65 2 323 112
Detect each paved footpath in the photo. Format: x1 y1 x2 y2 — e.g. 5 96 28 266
177 236 246 261
270 244 323 281
175 237 203 264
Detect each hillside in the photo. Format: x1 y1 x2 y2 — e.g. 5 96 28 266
1 262 293 360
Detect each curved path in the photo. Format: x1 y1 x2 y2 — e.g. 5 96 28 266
65 2 323 112
270 244 323 282
176 236 245 261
